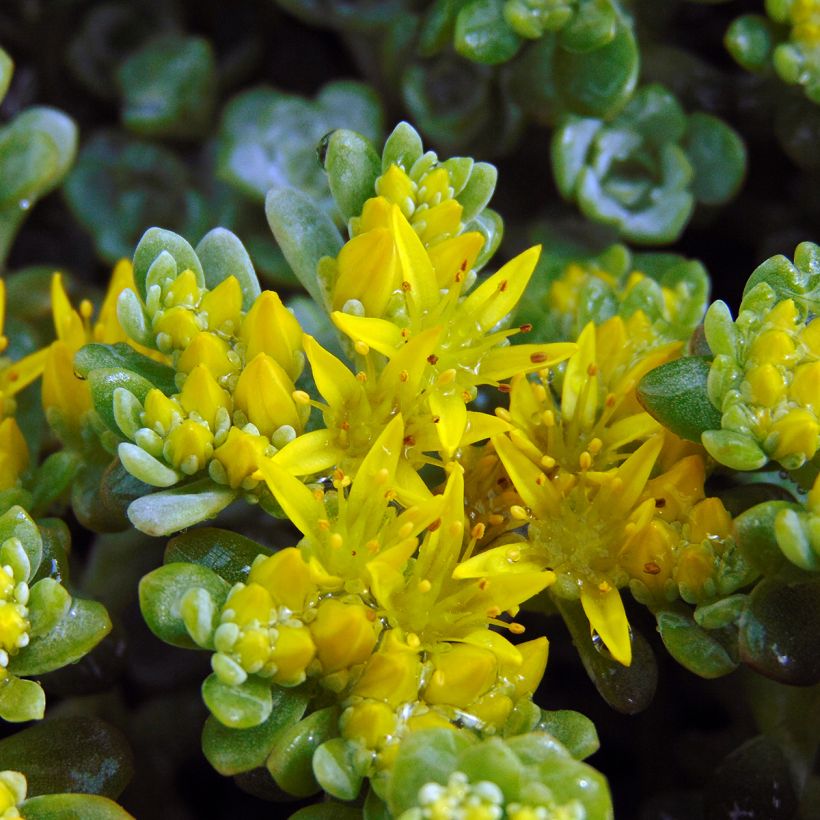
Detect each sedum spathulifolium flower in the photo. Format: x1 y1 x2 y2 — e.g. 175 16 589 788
703 241 820 472
140 417 557 799
387 728 612 820
470 314 749 667
0 504 111 722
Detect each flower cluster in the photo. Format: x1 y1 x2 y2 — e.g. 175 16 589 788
704 245 820 471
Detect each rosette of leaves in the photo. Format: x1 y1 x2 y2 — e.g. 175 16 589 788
552 84 746 244
725 1 820 105
515 241 710 343
216 81 383 216
379 727 613 819
267 120 503 310
117 34 217 139
63 133 212 264
0 49 78 269
449 0 624 65
0 505 111 722
0 716 134 818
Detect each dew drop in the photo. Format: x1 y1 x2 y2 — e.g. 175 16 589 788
18 198 30 211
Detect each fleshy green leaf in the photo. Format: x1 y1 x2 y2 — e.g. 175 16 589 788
455 0 522 65
196 228 261 311
685 113 746 206
313 738 363 801
132 227 204 301
656 610 738 679
75 343 177 394
202 673 274 729
138 561 229 649
21 794 134 820
536 709 600 760
0 677 45 722
323 129 382 223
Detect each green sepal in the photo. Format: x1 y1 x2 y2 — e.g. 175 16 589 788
536 709 600 760
202 673 274 730
313 737 363 801
458 738 522 796
685 113 746 206
554 22 639 118
323 129 382 223
702 430 768 471
265 188 344 309
735 501 795 576
9 598 112 677
694 595 749 630
387 727 475 816
742 241 820 309
132 227 204 301
0 505 42 580
138 562 229 649
725 15 775 71
126 479 238 537
0 716 133 797
195 228 261 311
454 0 522 65
266 706 340 798
88 367 156 437
20 795 133 820
165 527 273 584
503 698 541 736
75 342 177 394
381 121 424 172
637 356 722 442
202 685 310 774
656 610 738 679
117 34 215 140
26 578 72 638
775 507 820 571
456 161 497 222
739 577 820 686
0 677 45 722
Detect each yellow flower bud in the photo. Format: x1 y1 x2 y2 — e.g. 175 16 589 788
234 628 270 671
376 165 416 213
417 167 450 206
790 361 820 408
177 332 237 379
619 518 676 595
233 354 302 437
508 637 549 698
749 329 796 366
341 701 397 749
212 427 270 489
332 227 397 317
153 306 201 349
166 269 202 307
179 364 232 429
415 200 462 245
405 709 454 734
240 291 303 381
801 317 820 356
687 497 733 544
248 548 316 612
0 601 27 653
225 583 273 627
310 598 378 673
744 363 786 408
465 691 513 729
769 408 819 463
351 643 422 707
142 389 183 434
674 543 715 598
423 645 497 707
200 276 243 333
163 419 214 473
270 624 316 686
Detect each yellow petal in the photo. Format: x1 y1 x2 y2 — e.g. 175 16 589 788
303 335 361 410
478 342 575 382
331 312 402 357
492 434 557 518
271 428 345 475
333 227 397 317
254 457 325 539
580 583 632 666
391 204 437 315
428 390 467 459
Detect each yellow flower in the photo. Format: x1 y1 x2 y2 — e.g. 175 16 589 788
0 770 25 818
0 418 28 492
0 557 30 661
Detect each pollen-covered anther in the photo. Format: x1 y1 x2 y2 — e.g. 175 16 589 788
401 280 412 292
354 340 370 356
330 533 344 550
588 437 603 455
541 410 555 427
486 606 501 618
510 505 529 520
437 368 457 386
418 579 432 593
579 451 593 471
644 562 661 575
478 578 490 591
399 369 409 382
292 390 311 405
508 622 526 635
498 383 511 394
530 352 548 364
587 362 599 376
365 539 381 554
471 523 486 540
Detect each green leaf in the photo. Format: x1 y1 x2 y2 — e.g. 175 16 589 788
455 0 521 65
289 804 363 820
196 228 261 311
9 598 112 677
554 22 639 118
202 685 310 774
88 367 157 437
0 716 133 797
0 677 45 722
725 14 775 71
381 121 424 173
387 728 475 815
0 505 42 580
701 429 769 471
75 343 177 394
117 34 216 139
685 113 746 206
733 502 794 579
637 356 722 442
138 561 229 649
165 527 273 584
313 738 363 801
132 226 204 300
27 578 72 638
126 480 238 537
266 706 340 798
656 610 738 679
0 48 12 105
558 1 617 53
323 129 382 223
456 161 498 222
202 673 274 730
21 794 133 820
551 116 602 198
536 710 600 760
265 187 343 309
29 451 82 517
